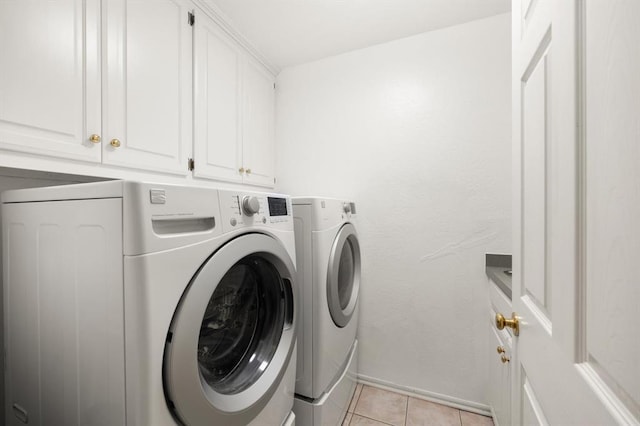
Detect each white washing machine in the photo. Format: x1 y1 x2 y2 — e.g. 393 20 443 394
292 198 360 426
1 181 298 426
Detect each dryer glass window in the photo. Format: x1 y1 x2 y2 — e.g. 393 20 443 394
338 239 355 310
197 255 286 395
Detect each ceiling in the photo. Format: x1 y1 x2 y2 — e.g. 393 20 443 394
207 0 511 70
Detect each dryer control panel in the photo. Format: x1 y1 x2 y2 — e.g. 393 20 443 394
219 190 293 233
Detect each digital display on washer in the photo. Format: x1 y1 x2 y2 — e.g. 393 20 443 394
268 197 288 216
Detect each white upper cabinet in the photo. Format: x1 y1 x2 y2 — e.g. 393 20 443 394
103 0 193 175
242 58 275 187
0 0 275 186
193 10 276 187
193 14 243 183
0 0 102 162
0 0 192 175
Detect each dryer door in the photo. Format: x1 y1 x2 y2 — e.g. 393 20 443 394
163 233 296 426
327 223 361 327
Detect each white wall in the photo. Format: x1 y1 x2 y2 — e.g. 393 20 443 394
275 13 511 406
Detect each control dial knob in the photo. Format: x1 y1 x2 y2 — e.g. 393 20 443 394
242 196 260 216
343 202 351 214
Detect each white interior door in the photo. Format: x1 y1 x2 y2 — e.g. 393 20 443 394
512 0 640 424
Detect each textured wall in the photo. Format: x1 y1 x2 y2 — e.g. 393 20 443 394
275 13 511 405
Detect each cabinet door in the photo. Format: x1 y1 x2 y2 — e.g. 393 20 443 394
103 0 192 175
502 346 511 426
489 283 513 426
488 327 503 424
489 325 511 426
193 12 243 183
242 58 275 187
0 0 101 162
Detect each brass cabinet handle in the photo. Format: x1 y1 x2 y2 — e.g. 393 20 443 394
239 167 245 174
246 168 252 175
497 346 505 354
110 139 121 148
495 312 520 336
89 134 101 144
501 355 510 364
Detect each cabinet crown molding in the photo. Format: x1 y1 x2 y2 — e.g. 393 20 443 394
193 0 279 76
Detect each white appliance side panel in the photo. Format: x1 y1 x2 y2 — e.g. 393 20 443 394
3 198 125 426
293 204 315 397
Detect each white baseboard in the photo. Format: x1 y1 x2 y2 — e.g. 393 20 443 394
490 406 499 426
357 374 493 417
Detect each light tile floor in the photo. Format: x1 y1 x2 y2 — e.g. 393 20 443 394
343 384 494 426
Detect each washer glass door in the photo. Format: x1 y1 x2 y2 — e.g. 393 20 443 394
198 255 285 395
163 233 296 426
327 223 361 328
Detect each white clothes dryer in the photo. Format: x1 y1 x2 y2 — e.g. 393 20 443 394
1 181 298 426
292 198 361 426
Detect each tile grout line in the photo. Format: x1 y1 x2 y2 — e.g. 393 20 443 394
353 413 396 426
404 395 409 426
351 385 408 426
353 384 363 412
349 386 355 413
458 408 463 426
347 384 362 425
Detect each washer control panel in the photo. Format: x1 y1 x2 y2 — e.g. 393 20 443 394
242 196 261 216
219 190 292 233
340 201 357 220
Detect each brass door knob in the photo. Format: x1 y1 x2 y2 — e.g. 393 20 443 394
89 134 101 144
110 139 121 148
246 168 252 175
239 167 245 174
501 355 510 364
497 346 505 354
496 312 520 336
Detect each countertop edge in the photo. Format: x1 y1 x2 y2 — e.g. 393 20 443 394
486 266 512 300
485 253 512 300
